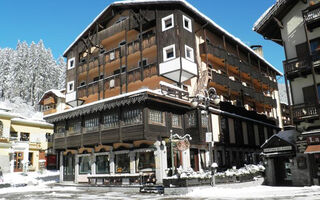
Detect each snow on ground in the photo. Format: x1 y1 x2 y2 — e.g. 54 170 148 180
1 170 59 187
186 180 320 199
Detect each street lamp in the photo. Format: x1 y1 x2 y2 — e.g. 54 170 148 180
191 87 220 187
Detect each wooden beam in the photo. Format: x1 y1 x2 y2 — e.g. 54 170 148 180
273 17 284 29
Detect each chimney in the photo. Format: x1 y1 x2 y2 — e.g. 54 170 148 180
250 45 264 58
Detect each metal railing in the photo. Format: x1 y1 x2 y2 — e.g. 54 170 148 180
292 103 320 121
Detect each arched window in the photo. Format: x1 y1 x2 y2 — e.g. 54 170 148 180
0 121 3 137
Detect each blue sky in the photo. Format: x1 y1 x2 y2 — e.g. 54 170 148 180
0 0 283 79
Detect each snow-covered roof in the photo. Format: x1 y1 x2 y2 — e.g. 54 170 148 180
63 0 282 76
11 117 53 128
38 89 65 104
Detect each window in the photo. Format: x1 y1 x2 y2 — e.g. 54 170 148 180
119 40 126 46
185 45 194 62
85 118 99 129
67 81 74 93
172 114 182 128
79 155 91 174
80 81 86 86
183 15 192 32
136 152 155 172
29 152 33 167
10 132 18 140
96 155 109 174
187 112 197 127
162 14 174 31
115 153 130 173
56 125 65 134
201 114 208 128
138 59 148 67
68 57 75 70
149 109 165 125
123 108 142 125
103 112 119 129
114 66 126 75
163 44 176 62
0 121 3 137
20 132 29 141
68 121 81 133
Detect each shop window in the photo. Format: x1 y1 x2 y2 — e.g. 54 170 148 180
183 15 192 32
136 152 155 172
79 155 91 174
103 112 119 129
115 153 130 173
67 81 74 93
68 57 75 70
123 108 142 125
96 154 109 174
162 14 174 31
172 114 182 128
163 44 176 62
149 109 165 125
20 132 29 141
185 45 194 62
187 112 197 127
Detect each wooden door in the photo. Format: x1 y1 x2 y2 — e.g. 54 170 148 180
14 152 24 172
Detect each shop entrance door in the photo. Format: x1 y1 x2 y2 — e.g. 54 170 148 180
14 152 24 172
63 153 75 181
274 157 292 186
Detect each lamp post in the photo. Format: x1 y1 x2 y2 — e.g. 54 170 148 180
191 87 220 187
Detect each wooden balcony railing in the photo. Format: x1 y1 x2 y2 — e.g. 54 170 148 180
303 3 320 30
83 126 99 133
229 80 242 93
292 103 320 122
208 69 229 87
283 56 312 78
242 86 255 98
54 132 65 138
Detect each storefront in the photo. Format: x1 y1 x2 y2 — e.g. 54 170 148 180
304 134 320 185
261 129 299 186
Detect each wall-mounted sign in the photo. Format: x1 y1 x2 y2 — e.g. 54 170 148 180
307 136 320 145
296 136 308 153
206 132 212 143
263 146 292 153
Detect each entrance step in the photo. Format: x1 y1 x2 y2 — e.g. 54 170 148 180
140 185 164 194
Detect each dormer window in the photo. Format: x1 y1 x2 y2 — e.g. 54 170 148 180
68 57 75 70
162 14 174 31
185 45 194 62
183 15 192 32
163 44 176 62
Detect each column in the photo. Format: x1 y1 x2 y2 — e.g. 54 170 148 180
129 151 135 174
74 155 79 183
182 148 191 170
154 141 167 184
59 152 64 183
110 153 115 174
91 152 96 175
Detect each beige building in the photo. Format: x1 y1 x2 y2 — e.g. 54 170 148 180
0 108 53 173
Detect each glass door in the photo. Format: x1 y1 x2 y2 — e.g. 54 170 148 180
14 152 24 172
63 153 75 181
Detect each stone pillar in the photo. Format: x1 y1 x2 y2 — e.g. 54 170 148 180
129 151 135 174
182 148 191 170
74 155 79 183
59 152 64 183
205 150 210 168
154 141 167 184
110 153 115 174
91 152 96 175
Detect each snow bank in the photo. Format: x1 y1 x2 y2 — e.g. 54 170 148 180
2 170 59 186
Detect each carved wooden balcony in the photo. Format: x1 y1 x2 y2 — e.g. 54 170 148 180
199 42 226 60
283 56 312 79
303 3 320 30
292 103 320 122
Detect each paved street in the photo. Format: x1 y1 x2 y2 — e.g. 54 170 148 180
1 181 320 200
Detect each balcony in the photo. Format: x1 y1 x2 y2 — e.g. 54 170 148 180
98 18 130 41
283 56 312 79
303 3 320 30
229 79 242 93
199 42 226 60
242 86 255 98
208 69 229 87
292 103 320 122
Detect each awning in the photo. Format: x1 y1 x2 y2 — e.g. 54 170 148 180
305 145 320 154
